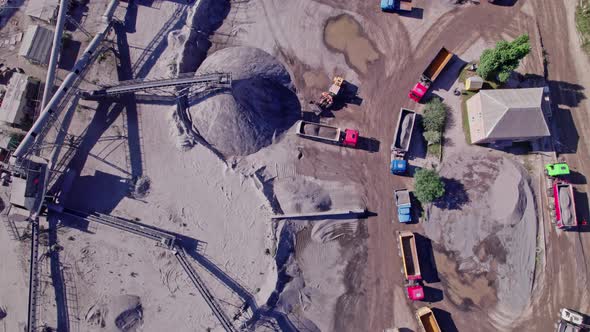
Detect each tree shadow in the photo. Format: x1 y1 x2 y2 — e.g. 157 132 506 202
434 177 469 210
432 308 459 332
58 39 82 71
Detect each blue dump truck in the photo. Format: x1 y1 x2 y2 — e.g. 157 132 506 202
395 189 412 223
381 0 413 12
391 108 416 175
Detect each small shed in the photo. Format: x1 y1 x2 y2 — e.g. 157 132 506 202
19 25 54 65
465 76 484 91
0 73 30 126
25 0 59 23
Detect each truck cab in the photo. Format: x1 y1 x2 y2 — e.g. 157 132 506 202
381 0 413 12
391 159 407 175
409 82 428 102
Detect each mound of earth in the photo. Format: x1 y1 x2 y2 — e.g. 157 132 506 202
85 295 143 332
424 153 537 329
187 46 300 157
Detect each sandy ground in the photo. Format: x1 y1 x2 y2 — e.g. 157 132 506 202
2 0 590 331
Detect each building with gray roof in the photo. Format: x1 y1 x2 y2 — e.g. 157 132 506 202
19 25 54 65
467 87 550 144
0 73 30 126
25 0 58 23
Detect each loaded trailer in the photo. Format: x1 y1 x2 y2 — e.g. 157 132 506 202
397 231 424 300
416 307 442 332
295 120 359 147
409 47 453 102
391 108 416 174
553 180 578 230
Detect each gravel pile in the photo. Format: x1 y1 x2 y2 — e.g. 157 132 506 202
187 46 300 157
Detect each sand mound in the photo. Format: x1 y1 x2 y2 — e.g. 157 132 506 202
85 295 143 332
274 178 332 214
424 153 537 330
187 46 300 157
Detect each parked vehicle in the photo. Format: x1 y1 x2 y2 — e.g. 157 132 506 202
310 76 345 114
415 307 442 332
390 108 416 175
409 47 454 102
552 180 578 230
381 0 413 12
294 120 359 147
545 163 570 177
397 231 424 300
394 189 412 223
556 308 590 332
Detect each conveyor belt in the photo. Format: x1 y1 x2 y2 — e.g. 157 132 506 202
82 73 231 98
174 246 238 332
26 219 40 332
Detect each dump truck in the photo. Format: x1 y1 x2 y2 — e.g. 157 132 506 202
409 47 454 102
295 120 359 147
311 76 345 114
556 308 590 332
391 108 416 174
397 231 424 300
546 163 570 177
416 307 442 332
381 0 413 12
553 180 578 230
394 189 412 223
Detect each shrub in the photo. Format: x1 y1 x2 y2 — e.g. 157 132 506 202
423 130 441 145
423 98 447 132
414 169 445 204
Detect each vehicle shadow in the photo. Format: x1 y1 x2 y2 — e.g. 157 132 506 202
574 190 590 233
414 233 440 283
432 308 459 332
356 136 380 153
421 285 444 303
407 114 427 160
422 55 467 101
332 80 363 111
399 7 424 20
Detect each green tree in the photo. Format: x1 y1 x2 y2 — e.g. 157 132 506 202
423 130 441 145
477 34 531 83
422 98 447 132
414 169 445 204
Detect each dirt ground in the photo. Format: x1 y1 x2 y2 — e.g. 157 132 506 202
1 0 590 331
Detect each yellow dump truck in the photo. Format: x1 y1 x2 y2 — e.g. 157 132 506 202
416 307 442 332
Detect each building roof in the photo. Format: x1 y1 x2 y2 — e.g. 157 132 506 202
467 88 550 144
19 25 53 64
0 73 29 125
25 0 58 23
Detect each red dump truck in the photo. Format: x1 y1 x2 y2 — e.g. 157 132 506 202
553 180 578 230
416 307 442 332
409 47 454 102
295 120 359 147
397 231 424 300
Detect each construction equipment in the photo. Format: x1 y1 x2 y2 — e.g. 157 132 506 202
394 189 412 223
546 163 570 177
409 47 454 102
552 180 578 230
311 76 345 114
80 72 232 99
294 120 359 148
416 307 442 332
390 108 416 174
381 0 413 12
397 231 424 300
556 308 590 332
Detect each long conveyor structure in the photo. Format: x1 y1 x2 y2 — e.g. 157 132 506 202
26 219 40 332
81 72 232 98
61 208 239 332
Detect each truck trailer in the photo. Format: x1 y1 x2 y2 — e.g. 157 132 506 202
381 0 413 12
553 180 578 230
409 47 453 102
397 231 424 300
391 108 416 174
416 307 442 332
295 120 359 148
